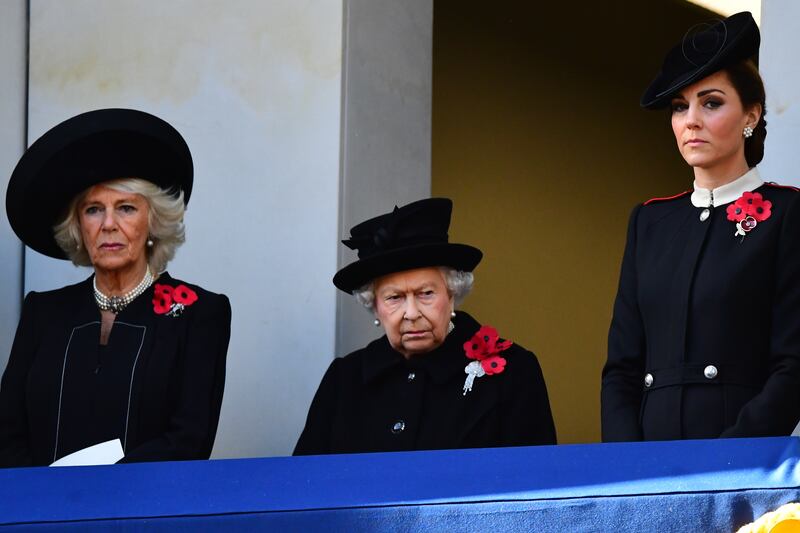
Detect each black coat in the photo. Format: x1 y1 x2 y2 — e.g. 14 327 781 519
0 273 231 467
294 312 556 455
602 182 800 441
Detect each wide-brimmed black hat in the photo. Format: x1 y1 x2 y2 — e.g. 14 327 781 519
641 11 759 109
333 198 482 293
6 108 193 259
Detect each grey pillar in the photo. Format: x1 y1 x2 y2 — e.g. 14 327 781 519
0 0 27 372
760 0 800 187
336 0 433 356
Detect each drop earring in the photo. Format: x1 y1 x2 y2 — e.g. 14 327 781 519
743 125 754 138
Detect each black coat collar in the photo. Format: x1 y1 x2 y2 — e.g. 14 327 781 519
361 311 482 385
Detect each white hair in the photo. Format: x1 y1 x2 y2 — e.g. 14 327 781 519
53 178 186 273
354 267 474 310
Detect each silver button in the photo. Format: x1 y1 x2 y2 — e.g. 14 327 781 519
407 372 416 382
391 420 405 434
644 373 654 388
699 208 710 221
704 365 718 379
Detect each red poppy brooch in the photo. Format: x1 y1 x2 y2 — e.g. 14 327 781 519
726 191 772 241
462 325 512 395
153 283 198 317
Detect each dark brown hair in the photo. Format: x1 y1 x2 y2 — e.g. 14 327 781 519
725 59 767 167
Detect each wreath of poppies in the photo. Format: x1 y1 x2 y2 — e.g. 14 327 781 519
462 325 512 395
726 191 772 241
153 283 198 317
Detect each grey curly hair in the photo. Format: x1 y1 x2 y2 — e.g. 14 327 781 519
354 267 474 310
53 178 186 273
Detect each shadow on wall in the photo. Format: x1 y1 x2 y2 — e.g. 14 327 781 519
432 0 714 444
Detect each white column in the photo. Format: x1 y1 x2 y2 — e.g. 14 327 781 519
759 0 800 186
0 0 26 373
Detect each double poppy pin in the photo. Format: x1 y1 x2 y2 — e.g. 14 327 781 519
726 191 772 241
153 283 198 317
462 325 512 395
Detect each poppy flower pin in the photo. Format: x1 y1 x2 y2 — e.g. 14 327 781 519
153 283 198 317
462 325 512 395
726 191 772 241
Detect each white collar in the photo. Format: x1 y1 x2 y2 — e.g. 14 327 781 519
690 167 763 208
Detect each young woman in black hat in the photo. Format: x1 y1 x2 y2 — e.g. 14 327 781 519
602 12 800 441
294 198 556 454
0 109 231 466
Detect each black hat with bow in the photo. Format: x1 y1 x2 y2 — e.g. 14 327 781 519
6 108 193 259
641 11 760 109
333 198 483 293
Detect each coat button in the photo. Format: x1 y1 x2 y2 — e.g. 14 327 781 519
699 208 710 221
644 373 654 388
407 372 416 382
391 420 405 434
704 365 718 379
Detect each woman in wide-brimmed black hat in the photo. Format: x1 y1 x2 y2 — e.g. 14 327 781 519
294 198 555 455
0 109 231 467
602 12 800 441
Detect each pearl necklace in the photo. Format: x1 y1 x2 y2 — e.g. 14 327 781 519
93 266 155 314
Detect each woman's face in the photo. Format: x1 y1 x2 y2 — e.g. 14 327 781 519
670 70 760 173
79 184 150 275
373 267 454 359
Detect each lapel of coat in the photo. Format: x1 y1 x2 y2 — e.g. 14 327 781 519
107 272 169 451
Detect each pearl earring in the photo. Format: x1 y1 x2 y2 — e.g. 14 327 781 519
450 311 456 318
373 318 380 326
743 125 754 138
146 238 154 247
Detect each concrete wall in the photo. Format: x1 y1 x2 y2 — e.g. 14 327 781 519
0 0 26 377
4 0 433 458
24 0 343 458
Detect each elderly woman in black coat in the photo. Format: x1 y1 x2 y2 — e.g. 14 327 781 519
294 198 556 455
0 109 231 466
602 12 800 441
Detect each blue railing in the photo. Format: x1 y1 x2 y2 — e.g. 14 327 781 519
1 437 799 531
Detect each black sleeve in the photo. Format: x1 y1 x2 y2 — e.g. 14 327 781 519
721 193 800 437
120 294 231 462
0 293 39 468
293 358 340 456
501 348 557 446
601 204 646 442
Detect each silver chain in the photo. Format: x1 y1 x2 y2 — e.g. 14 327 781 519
93 266 154 314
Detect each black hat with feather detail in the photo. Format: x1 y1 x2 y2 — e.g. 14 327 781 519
641 11 760 109
333 198 482 294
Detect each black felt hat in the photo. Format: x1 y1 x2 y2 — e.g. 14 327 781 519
641 11 760 109
6 108 193 259
333 198 482 293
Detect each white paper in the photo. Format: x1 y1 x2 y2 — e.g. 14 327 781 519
49 439 124 467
